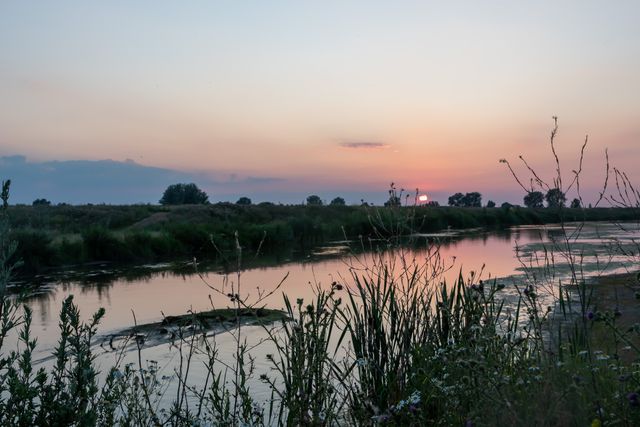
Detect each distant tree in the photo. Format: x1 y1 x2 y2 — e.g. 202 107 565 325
329 197 346 206
236 196 252 205
463 192 482 207
306 195 323 206
426 200 440 207
523 191 544 208
501 202 514 209
448 193 465 207
449 192 481 207
486 200 496 208
570 198 581 208
160 183 209 205
32 198 51 206
545 188 566 208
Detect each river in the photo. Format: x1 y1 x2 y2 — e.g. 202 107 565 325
5 221 640 413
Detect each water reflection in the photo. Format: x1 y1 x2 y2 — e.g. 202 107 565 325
10 222 640 360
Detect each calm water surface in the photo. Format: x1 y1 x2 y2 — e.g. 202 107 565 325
6 222 640 406
19 226 531 353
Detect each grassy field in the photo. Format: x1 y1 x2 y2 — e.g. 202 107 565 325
7 203 640 274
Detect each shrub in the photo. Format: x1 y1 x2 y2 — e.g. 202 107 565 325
82 227 130 261
159 183 209 205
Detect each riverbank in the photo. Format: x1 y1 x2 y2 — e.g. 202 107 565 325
7 203 640 274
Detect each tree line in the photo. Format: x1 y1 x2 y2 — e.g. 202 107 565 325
445 188 579 208
27 182 583 208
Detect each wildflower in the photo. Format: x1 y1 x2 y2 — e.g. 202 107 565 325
408 391 421 405
627 392 639 407
587 311 595 320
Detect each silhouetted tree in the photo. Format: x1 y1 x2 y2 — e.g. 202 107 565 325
236 197 252 205
306 195 323 206
486 200 496 208
32 198 51 206
570 198 581 208
448 193 465 207
426 201 440 207
330 197 346 206
160 183 209 205
448 192 482 207
545 188 566 208
501 202 514 209
523 191 544 208
463 192 482 207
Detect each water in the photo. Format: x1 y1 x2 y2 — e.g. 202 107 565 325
5 221 640 411
11 227 523 353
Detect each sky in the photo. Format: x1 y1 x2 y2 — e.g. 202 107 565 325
1 1 639 205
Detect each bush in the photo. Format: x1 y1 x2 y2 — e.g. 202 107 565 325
159 183 209 205
10 230 55 271
82 227 130 262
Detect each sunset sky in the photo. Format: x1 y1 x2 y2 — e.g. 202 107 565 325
1 1 639 204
